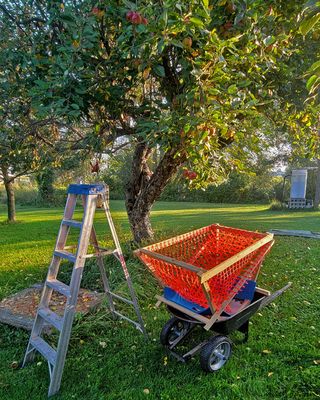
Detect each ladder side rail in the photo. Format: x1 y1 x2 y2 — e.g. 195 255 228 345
43 193 78 307
23 194 78 367
90 226 116 314
55 194 79 251
48 195 97 396
80 193 115 312
101 192 147 337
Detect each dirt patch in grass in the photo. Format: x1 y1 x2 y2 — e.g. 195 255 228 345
0 283 103 332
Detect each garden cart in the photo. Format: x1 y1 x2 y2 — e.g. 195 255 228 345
135 224 291 371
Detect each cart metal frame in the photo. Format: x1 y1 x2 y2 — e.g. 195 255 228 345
156 283 291 363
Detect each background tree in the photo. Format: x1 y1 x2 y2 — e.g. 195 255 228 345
298 1 320 207
299 0 320 100
0 1 316 239
0 3 96 219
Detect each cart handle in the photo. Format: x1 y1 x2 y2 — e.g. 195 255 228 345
259 282 292 309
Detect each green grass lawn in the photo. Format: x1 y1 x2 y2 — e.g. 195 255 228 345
0 202 319 400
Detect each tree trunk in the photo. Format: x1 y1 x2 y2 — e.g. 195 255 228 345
127 205 154 244
1 166 16 222
125 141 186 243
314 158 320 209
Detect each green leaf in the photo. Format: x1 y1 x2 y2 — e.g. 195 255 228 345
263 36 276 46
153 65 165 77
201 130 209 141
227 84 238 94
310 77 320 93
300 12 320 35
170 40 183 49
306 75 317 91
123 0 136 10
308 60 320 75
35 80 50 89
190 17 204 28
238 80 251 88
162 10 168 26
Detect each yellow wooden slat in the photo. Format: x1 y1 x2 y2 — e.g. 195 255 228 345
200 234 274 283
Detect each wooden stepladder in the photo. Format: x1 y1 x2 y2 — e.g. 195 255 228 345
22 184 146 397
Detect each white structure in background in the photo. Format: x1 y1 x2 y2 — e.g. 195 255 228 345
288 169 313 209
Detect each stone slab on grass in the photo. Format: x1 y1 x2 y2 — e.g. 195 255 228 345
268 229 320 239
0 283 103 334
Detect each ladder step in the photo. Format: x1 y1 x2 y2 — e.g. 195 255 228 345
46 279 71 297
62 219 83 229
113 251 120 261
113 311 143 332
30 336 57 366
108 291 134 305
38 307 63 331
64 245 77 250
84 249 114 259
54 250 76 263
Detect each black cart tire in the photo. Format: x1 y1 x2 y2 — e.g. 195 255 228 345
200 335 232 372
160 317 191 346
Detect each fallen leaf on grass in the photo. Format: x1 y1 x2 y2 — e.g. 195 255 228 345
262 349 272 355
268 372 273 377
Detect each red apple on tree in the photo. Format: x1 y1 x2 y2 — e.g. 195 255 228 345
126 10 135 21
189 171 197 180
126 10 148 25
183 169 190 178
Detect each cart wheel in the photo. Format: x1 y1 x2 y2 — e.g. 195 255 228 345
160 317 191 346
200 335 232 372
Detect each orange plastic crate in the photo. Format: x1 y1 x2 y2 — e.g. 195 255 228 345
135 224 274 316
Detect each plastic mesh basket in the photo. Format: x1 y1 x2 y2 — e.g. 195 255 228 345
135 224 274 315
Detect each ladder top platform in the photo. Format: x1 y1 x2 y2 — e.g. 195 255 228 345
67 184 107 195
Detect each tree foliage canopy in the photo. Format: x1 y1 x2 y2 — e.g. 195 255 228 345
1 1 311 180
0 0 318 237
